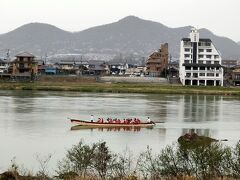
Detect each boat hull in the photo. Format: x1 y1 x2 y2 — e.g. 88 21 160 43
70 119 155 128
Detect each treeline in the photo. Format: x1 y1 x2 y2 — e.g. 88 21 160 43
1 140 240 180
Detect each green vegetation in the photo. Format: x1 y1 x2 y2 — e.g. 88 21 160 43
1 81 240 95
2 139 240 179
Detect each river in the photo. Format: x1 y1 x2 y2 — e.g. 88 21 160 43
0 90 240 173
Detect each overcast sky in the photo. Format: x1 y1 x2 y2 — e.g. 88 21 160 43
1 0 239 42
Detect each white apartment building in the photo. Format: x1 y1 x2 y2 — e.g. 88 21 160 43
179 28 223 86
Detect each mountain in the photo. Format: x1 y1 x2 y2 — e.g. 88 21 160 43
0 16 239 59
238 41 240 45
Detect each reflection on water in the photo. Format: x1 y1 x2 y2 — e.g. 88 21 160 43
0 90 240 172
70 125 153 132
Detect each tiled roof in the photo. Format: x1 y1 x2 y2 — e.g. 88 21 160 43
15 52 35 57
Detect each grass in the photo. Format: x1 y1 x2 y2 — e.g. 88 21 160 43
0 81 240 95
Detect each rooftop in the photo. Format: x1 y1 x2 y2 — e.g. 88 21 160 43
15 52 35 58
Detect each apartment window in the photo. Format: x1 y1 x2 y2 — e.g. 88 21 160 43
184 60 190 64
206 61 212 64
198 60 203 64
206 42 211 46
207 73 214 76
185 66 191 70
185 48 190 52
214 61 219 64
216 67 219 70
200 67 205 70
206 55 212 59
193 67 198 70
206 49 212 52
214 55 219 59
199 55 204 59
184 54 190 58
193 73 198 77
216 73 219 77
184 41 191 46
186 73 191 77
199 73 205 76
199 49 204 53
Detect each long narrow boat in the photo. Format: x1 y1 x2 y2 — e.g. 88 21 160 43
70 119 155 128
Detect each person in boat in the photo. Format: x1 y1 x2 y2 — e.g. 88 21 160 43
147 117 151 123
97 118 101 123
91 115 94 122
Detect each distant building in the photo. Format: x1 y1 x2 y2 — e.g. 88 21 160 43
11 52 38 76
231 66 240 86
88 60 109 76
179 28 223 86
108 62 129 75
146 43 168 77
0 59 9 74
55 60 89 75
222 60 238 68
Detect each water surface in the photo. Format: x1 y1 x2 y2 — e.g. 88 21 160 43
0 90 240 172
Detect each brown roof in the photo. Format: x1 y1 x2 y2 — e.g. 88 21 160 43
15 52 35 58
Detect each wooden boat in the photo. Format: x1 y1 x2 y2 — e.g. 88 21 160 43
70 119 155 128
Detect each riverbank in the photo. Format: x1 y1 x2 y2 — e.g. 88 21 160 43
1 139 239 180
0 81 240 95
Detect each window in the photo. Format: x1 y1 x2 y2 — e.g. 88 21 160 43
206 55 212 59
185 66 191 70
207 73 214 76
214 55 219 59
185 48 190 52
199 49 204 53
184 54 190 58
214 61 219 64
199 55 204 58
198 60 203 64
206 42 211 46
206 61 212 64
200 67 205 70
193 67 198 70
206 49 212 52
184 41 191 46
184 60 190 64
216 73 219 77
186 73 191 77
193 73 198 77
199 73 205 76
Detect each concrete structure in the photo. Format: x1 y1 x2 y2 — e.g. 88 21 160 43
146 43 168 77
179 28 223 86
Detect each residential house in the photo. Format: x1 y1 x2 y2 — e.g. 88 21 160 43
231 66 240 86
55 60 88 75
146 43 168 77
179 28 223 86
11 52 38 77
88 60 109 76
108 62 128 75
125 64 146 76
